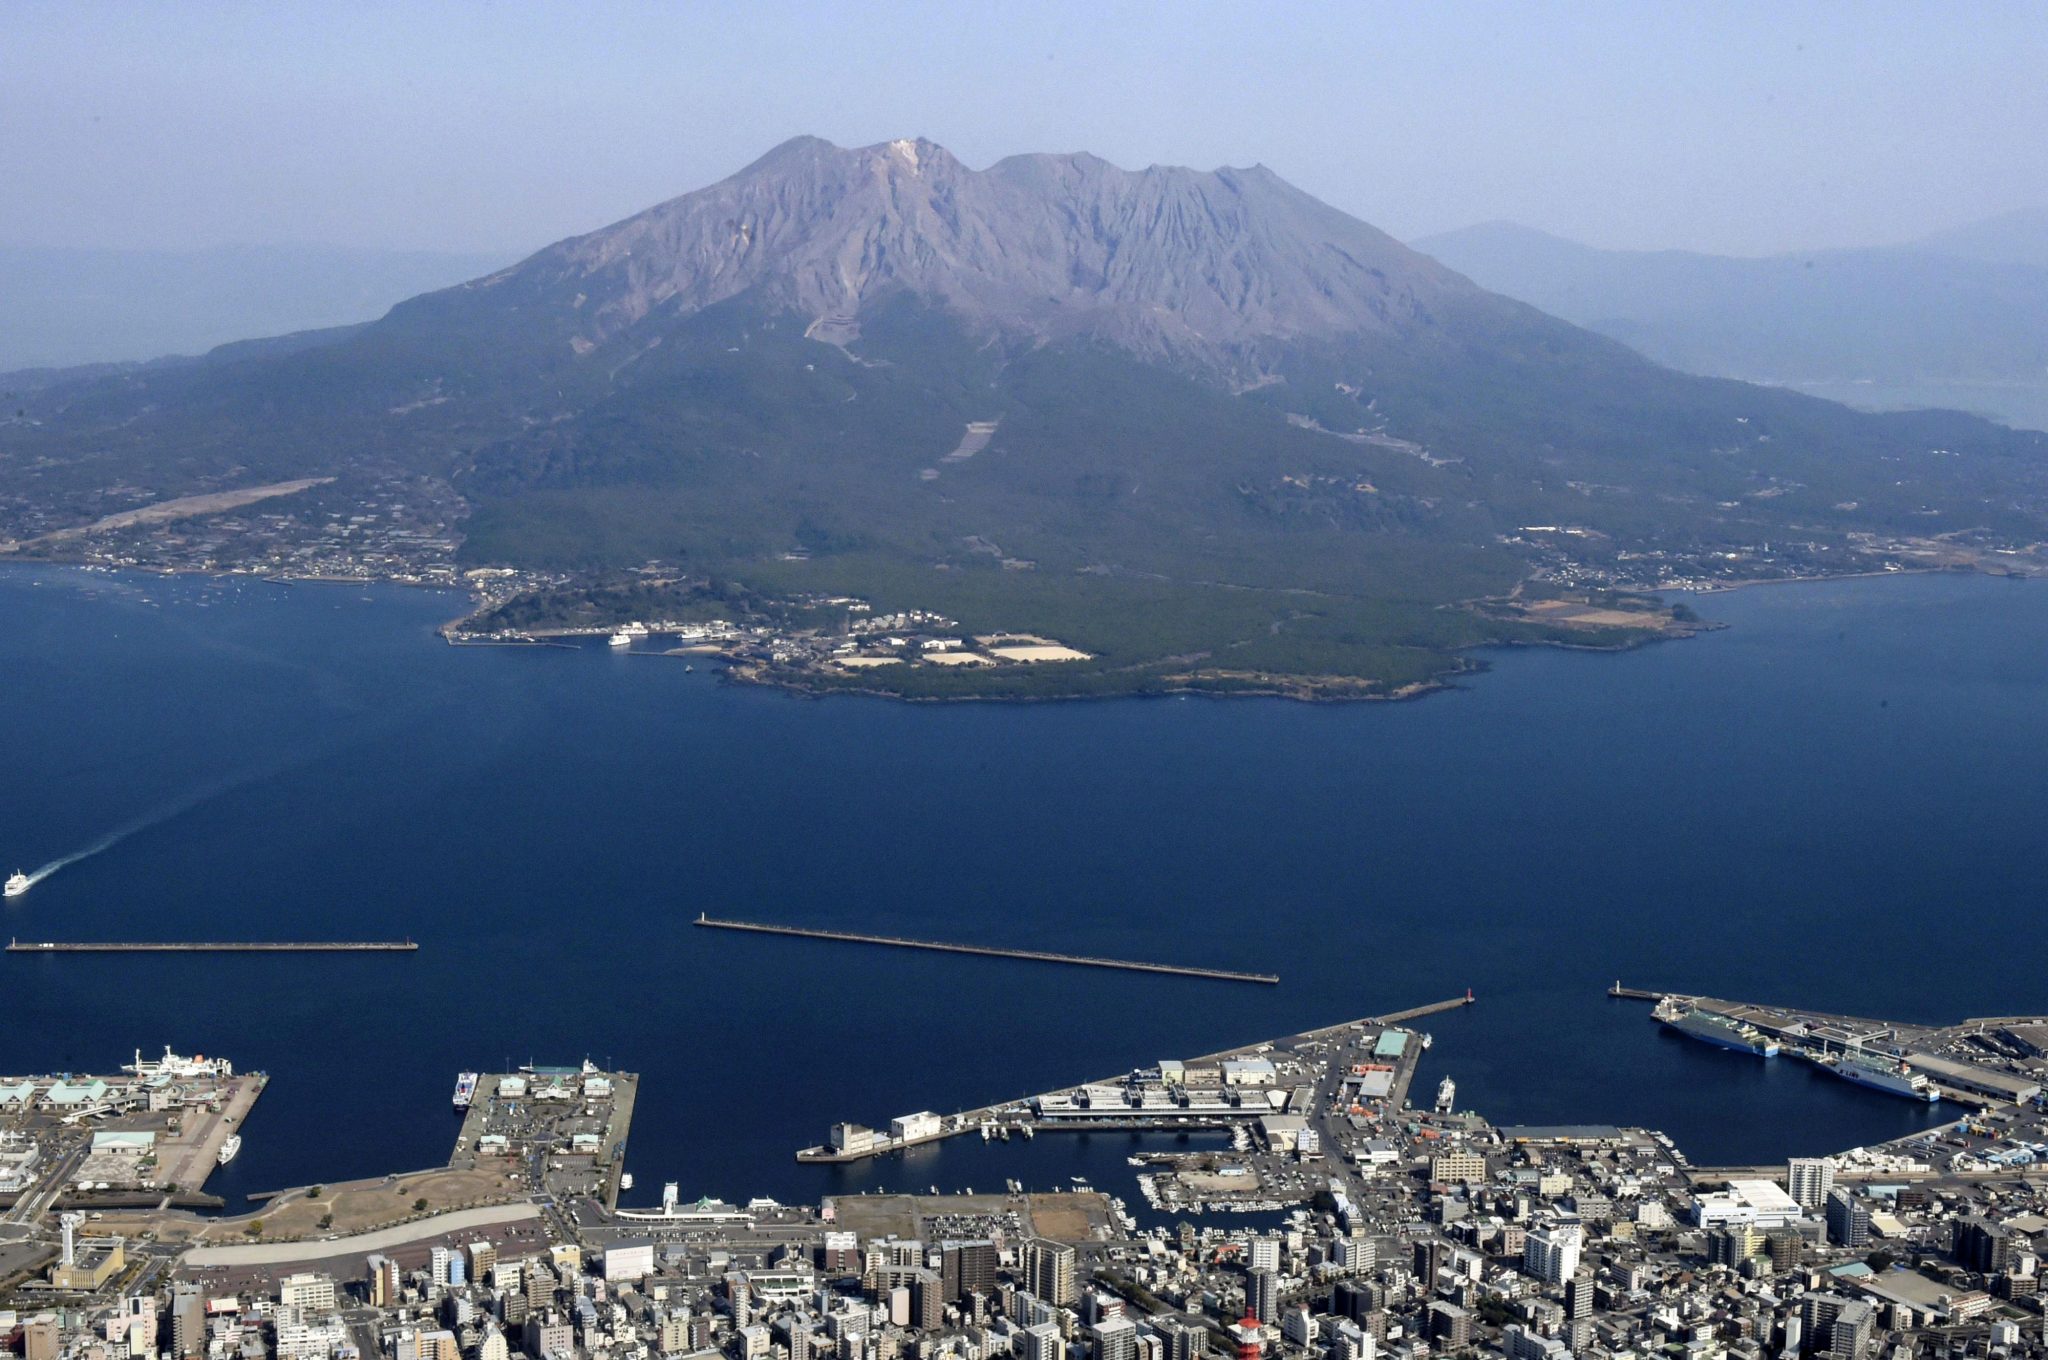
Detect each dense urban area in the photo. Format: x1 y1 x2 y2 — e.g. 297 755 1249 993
4 989 2046 1360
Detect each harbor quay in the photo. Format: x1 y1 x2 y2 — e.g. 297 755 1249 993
1616 988 2046 1110
2 992 2047 1360
0 1047 260 1222
793 994 1476 1179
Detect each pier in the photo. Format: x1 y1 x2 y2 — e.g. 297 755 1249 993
1374 992 1476 1024
694 915 1277 984
7 939 419 953
1607 982 1667 1001
797 993 1469 1163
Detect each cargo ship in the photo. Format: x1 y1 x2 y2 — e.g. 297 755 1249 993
1824 1048 1940 1102
453 1071 479 1110
1654 997 1780 1057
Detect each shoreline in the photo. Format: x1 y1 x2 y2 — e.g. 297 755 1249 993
7 555 2038 707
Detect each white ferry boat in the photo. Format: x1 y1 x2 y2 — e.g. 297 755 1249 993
217 1134 242 1166
1832 1048 1940 1102
4 871 29 898
453 1072 479 1110
608 631 634 647
125 1046 234 1080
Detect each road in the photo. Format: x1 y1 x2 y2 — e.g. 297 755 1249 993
183 1203 541 1267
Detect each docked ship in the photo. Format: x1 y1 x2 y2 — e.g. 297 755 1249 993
453 1072 479 1110
124 1046 233 1080
1826 1048 1940 1102
4 871 28 898
217 1134 242 1166
1654 997 1780 1057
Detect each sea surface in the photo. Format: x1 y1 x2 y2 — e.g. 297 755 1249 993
3 565 2041 1214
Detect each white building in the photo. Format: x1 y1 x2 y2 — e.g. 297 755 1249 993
1524 1222 1583 1286
1693 1178 1804 1230
1788 1158 1835 1211
604 1239 656 1283
278 1273 336 1315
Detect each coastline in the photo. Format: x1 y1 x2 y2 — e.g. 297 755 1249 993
8 554 2037 707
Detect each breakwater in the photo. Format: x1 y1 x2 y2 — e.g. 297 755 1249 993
7 939 419 953
694 915 1277 984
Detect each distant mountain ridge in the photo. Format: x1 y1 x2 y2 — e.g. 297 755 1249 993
6 138 2047 698
423 134 1486 374
1412 216 2048 430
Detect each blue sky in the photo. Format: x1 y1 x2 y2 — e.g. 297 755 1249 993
5 1 2043 257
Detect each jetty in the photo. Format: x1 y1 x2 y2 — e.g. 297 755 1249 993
795 992 1468 1163
8 939 419 953
694 914 1277 984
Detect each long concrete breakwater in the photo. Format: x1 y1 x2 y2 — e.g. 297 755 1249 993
694 915 1278 984
7 939 419 953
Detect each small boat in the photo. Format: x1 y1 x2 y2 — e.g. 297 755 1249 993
4 871 29 898
217 1135 242 1166
619 1172 634 1191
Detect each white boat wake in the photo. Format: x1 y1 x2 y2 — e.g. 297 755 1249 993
10 807 186 894
6 759 309 898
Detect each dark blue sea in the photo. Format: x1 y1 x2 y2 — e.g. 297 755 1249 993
3 565 2040 1212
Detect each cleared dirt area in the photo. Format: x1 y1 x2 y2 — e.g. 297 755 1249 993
1521 599 1663 628
18 478 333 545
1019 1192 1115 1242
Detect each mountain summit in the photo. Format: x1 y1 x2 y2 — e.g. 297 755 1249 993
429 135 1478 370
6 137 2046 699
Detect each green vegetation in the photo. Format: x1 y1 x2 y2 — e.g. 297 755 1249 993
9 282 2047 700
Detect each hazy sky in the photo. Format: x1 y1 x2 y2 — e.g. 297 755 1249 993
6 1 2045 260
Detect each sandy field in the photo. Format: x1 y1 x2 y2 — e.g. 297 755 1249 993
988 644 1092 662
19 479 333 546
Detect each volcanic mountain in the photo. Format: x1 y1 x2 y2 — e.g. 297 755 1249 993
6 137 2046 695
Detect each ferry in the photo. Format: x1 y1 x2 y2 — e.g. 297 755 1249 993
4 871 28 898
619 1172 634 1192
1829 1048 1940 1102
453 1072 479 1110
217 1134 242 1166
125 1047 233 1080
1654 997 1780 1057
608 631 634 648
